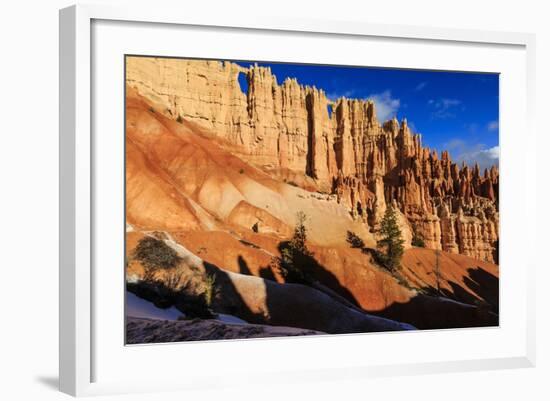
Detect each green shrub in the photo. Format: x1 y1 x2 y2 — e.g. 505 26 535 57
346 231 365 249
202 273 217 307
133 236 181 280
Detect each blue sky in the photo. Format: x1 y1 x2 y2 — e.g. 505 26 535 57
235 61 499 170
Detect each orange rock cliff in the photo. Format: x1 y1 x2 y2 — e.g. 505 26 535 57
126 57 499 263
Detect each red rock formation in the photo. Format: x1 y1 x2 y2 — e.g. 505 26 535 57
126 57 499 263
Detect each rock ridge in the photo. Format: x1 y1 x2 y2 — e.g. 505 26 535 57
126 57 499 262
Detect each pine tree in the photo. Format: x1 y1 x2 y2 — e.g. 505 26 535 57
278 211 313 283
377 206 405 272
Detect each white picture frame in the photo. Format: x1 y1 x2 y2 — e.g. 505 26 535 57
59 4 536 397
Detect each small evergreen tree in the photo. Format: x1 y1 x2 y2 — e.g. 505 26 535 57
278 211 312 284
376 206 405 272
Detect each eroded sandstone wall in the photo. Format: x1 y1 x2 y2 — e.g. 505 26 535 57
126 57 499 263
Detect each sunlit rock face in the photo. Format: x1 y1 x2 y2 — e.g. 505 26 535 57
126 57 499 263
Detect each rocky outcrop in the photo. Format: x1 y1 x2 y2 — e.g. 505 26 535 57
126 57 499 263
126 230 499 331
125 87 376 247
126 232 415 333
126 316 323 343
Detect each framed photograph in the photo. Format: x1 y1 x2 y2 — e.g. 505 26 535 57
59 4 536 396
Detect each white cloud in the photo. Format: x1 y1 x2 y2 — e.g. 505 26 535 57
487 120 499 131
415 82 427 91
429 98 463 119
445 139 499 170
482 146 500 160
441 98 462 107
326 89 355 102
465 146 499 170
444 139 467 151
368 90 401 121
